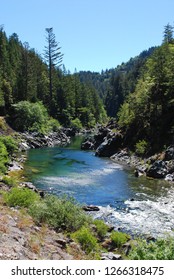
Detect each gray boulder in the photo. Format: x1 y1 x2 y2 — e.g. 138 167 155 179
146 160 168 179
95 132 123 157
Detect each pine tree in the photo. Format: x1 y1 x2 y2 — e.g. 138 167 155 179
163 23 174 44
44 27 63 100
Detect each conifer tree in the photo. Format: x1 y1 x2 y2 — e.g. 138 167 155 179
44 27 63 100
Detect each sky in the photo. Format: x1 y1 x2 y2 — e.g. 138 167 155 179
1 0 174 73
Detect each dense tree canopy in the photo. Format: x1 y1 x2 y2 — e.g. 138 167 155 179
0 26 106 128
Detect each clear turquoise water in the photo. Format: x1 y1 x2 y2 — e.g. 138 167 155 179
24 136 174 237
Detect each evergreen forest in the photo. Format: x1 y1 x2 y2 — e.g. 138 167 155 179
1 24 174 153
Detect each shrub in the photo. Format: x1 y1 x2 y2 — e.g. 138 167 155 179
93 219 109 239
128 237 174 260
135 140 148 156
29 195 91 231
70 118 83 130
12 101 55 134
3 187 40 208
111 231 130 248
47 118 60 132
72 226 98 254
1 176 17 187
0 135 18 155
0 141 8 174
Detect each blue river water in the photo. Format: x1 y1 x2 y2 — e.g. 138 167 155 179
24 136 174 237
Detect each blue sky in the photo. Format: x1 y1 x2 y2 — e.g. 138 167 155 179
1 0 174 72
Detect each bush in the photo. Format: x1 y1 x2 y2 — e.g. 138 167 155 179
135 139 148 156
0 135 18 155
29 195 91 231
111 231 130 248
12 101 59 134
93 219 109 239
70 118 82 130
128 238 174 260
1 176 17 187
72 226 98 254
47 118 60 132
0 141 8 174
3 187 40 208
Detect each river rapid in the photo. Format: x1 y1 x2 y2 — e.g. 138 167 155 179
24 136 174 238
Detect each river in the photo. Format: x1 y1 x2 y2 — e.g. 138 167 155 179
24 136 174 238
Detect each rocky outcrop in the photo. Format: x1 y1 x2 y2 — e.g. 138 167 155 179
146 160 168 179
0 204 86 260
101 252 122 260
81 139 94 150
95 132 123 157
18 130 70 151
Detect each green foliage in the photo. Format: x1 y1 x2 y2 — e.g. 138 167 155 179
1 175 17 187
0 118 6 131
93 219 109 238
12 101 48 133
117 37 174 152
0 135 18 155
29 195 91 231
3 187 40 208
70 118 82 130
135 140 148 156
117 102 135 128
72 226 98 254
129 237 174 260
11 101 60 134
47 118 60 132
111 231 130 248
0 141 8 174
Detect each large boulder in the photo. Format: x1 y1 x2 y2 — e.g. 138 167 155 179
146 160 168 179
95 132 123 157
165 146 174 160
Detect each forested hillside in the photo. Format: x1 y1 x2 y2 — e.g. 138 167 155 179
1 24 174 155
117 24 174 153
0 27 106 130
78 47 155 117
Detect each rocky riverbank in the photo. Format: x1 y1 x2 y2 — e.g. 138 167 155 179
81 122 174 182
7 128 75 173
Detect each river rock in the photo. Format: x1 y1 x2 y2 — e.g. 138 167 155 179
101 252 122 260
81 140 94 150
146 160 168 179
82 205 100 211
165 146 174 160
95 132 123 157
21 182 38 192
165 173 174 181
